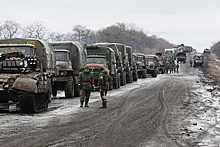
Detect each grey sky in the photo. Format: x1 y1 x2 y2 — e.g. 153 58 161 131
1 0 220 52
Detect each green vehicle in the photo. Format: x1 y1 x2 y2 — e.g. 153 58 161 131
135 53 148 78
86 44 120 89
126 46 138 82
0 38 56 112
145 54 159 77
50 41 87 98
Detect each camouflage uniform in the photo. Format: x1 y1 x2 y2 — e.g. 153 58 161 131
98 69 112 108
176 63 179 73
78 67 94 107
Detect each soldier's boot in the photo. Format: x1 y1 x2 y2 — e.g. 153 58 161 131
85 101 89 107
80 101 84 107
99 102 107 108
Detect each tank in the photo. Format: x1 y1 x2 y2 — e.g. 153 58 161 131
0 38 56 112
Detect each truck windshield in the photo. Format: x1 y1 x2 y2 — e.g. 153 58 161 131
137 56 143 61
146 58 154 62
55 51 69 61
87 57 106 64
0 46 34 55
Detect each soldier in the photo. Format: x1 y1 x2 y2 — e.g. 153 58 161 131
176 63 179 73
98 67 112 108
189 59 193 67
78 66 94 107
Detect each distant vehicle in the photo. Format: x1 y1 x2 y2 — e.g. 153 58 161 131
155 53 165 74
176 52 187 63
203 48 210 54
135 53 147 78
193 55 204 67
145 54 159 77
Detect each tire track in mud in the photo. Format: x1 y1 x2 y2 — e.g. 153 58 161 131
101 78 169 147
155 75 197 147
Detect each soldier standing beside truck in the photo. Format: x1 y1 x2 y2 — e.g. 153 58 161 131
78 66 94 107
98 67 112 108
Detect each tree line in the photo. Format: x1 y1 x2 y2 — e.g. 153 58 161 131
0 20 174 53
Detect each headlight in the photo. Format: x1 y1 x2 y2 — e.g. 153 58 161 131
60 72 64 76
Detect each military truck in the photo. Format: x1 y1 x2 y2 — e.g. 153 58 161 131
95 43 126 86
176 52 187 63
126 46 138 81
115 43 132 84
50 41 87 97
203 48 210 54
0 38 56 112
193 55 204 67
155 53 165 74
135 53 147 78
86 44 120 89
145 54 159 77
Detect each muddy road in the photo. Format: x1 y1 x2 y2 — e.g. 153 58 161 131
0 56 216 147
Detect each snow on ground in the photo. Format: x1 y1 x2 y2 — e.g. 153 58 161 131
179 72 220 146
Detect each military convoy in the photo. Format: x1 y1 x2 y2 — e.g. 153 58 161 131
0 37 197 113
0 38 56 112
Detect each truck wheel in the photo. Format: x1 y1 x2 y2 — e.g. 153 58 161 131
74 84 80 97
133 72 138 81
52 88 57 97
152 70 157 77
117 73 121 88
65 77 74 98
142 69 147 78
126 71 133 83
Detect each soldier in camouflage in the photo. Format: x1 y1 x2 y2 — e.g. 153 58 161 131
98 67 112 108
78 66 94 107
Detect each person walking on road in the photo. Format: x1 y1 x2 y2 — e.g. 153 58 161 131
78 66 94 107
189 59 193 67
98 67 112 108
176 63 179 73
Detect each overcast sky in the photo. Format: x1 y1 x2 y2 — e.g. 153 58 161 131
1 0 220 52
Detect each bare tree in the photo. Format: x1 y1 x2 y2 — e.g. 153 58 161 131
72 25 95 43
22 21 48 40
0 20 20 39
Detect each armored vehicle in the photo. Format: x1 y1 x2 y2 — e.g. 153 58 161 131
176 52 187 63
86 44 119 89
0 38 56 112
146 54 159 77
193 55 204 67
50 41 87 97
135 53 147 78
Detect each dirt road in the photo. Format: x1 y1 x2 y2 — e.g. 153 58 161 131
0 56 217 147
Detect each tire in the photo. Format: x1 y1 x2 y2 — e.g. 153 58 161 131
142 69 147 78
126 71 133 83
133 72 138 81
65 77 74 98
52 88 57 97
74 84 80 97
117 73 121 88
152 70 157 77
